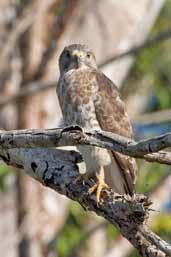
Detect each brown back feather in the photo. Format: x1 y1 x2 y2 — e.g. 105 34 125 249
93 71 137 194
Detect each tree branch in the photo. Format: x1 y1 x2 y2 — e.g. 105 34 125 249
0 139 171 256
0 127 171 256
0 126 171 165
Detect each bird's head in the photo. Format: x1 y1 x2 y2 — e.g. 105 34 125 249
59 44 97 75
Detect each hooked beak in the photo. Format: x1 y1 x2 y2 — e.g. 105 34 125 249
71 50 84 68
72 50 83 59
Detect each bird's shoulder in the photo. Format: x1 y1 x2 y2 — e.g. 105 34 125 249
93 69 119 93
91 69 133 139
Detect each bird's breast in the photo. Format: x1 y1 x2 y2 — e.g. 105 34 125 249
57 69 111 174
78 145 111 174
58 69 99 129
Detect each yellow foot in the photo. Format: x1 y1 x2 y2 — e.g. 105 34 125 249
88 180 109 203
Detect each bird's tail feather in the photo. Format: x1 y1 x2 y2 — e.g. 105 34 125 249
104 151 136 195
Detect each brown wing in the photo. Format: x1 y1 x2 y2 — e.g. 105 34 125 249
93 71 137 195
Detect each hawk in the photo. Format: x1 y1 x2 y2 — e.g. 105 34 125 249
57 44 137 202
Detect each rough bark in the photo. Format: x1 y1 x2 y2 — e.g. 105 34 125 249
105 173 171 257
0 127 171 165
0 127 171 256
0 145 170 256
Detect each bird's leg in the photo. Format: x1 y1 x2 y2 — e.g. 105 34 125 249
88 166 109 203
73 173 90 184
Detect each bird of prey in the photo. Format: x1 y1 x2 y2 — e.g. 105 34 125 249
56 44 137 202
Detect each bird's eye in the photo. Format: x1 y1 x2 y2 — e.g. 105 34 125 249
87 53 91 58
66 51 70 58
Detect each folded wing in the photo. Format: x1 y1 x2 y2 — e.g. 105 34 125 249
93 71 137 195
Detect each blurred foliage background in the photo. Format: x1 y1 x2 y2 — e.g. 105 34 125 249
0 0 171 257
